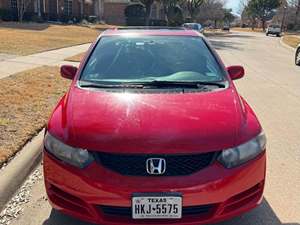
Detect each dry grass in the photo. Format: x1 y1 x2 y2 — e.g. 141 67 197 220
0 22 100 55
65 52 86 62
89 24 120 30
232 27 264 33
282 35 300 48
0 66 70 166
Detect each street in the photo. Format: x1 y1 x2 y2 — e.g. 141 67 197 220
8 31 300 225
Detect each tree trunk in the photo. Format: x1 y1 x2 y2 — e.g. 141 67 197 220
17 0 32 22
251 17 255 30
163 5 169 25
145 3 152 26
295 0 300 29
19 13 23 22
262 18 266 31
80 0 84 19
18 1 24 22
189 8 195 22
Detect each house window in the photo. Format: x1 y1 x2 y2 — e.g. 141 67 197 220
64 0 73 16
10 0 17 9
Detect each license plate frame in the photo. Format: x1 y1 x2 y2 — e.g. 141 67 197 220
132 193 182 219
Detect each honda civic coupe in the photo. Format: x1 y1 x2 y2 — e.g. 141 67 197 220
43 28 266 225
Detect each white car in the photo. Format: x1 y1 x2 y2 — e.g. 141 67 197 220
222 25 230 31
182 23 204 33
266 24 281 37
296 44 300 66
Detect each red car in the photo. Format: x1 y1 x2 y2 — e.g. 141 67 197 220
43 28 266 225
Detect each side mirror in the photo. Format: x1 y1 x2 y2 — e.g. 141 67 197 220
60 65 78 80
227 66 245 80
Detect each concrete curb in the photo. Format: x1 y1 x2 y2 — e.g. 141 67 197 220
280 36 296 51
0 129 44 212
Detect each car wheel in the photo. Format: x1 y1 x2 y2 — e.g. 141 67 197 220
296 48 300 66
266 33 269 36
276 33 280 37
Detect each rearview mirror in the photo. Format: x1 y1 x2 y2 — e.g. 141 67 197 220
60 65 78 80
227 66 245 80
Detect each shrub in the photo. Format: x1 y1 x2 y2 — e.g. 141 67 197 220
0 9 15 21
31 14 45 23
149 19 167 26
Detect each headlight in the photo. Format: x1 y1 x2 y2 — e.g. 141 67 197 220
44 132 94 168
218 131 266 168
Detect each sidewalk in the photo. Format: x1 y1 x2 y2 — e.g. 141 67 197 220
0 43 91 79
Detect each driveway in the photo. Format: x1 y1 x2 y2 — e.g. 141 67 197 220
6 31 300 225
0 53 17 62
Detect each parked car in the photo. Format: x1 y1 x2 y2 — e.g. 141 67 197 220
222 25 230 31
266 24 281 37
43 28 266 225
182 23 204 33
296 44 300 66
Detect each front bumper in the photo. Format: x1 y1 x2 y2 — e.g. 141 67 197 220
43 150 266 225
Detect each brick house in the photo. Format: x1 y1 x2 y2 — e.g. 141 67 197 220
0 0 165 25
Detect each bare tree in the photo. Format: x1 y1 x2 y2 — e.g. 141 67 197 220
209 1 225 27
238 0 249 14
161 0 178 22
185 0 205 21
189 0 226 26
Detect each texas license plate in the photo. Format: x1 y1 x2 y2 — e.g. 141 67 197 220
132 194 182 219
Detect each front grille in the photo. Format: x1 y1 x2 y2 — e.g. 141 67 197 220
98 204 216 217
93 152 217 176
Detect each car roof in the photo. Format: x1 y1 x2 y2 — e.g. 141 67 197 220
101 27 203 37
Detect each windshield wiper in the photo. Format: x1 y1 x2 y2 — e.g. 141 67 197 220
124 80 226 88
79 81 144 89
79 80 226 89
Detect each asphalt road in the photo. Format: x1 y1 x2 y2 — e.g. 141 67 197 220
8 31 300 225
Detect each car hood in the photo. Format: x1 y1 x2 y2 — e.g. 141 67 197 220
49 87 245 154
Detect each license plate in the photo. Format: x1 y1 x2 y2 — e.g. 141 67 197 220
132 193 182 219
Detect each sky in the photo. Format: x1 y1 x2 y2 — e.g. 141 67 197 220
226 0 240 14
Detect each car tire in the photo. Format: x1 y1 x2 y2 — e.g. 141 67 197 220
276 33 281 37
295 48 300 66
266 33 269 36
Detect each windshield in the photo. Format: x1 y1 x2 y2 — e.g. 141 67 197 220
80 36 225 84
184 23 201 30
270 25 280 28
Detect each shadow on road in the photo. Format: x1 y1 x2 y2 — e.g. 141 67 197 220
208 40 242 50
42 198 299 225
206 32 257 51
206 33 255 39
